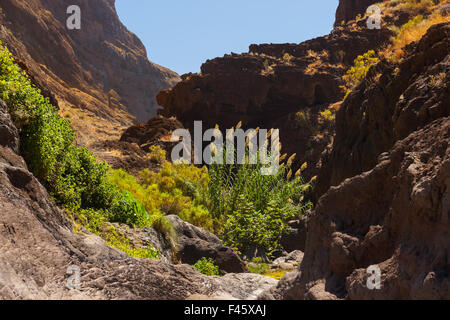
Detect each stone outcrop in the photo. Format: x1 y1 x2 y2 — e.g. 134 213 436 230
316 22 450 198
263 115 450 300
0 0 179 145
166 215 249 274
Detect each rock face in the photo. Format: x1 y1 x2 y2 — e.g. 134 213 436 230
195 273 279 300
261 23 450 300
316 23 450 198
0 99 274 300
279 217 309 252
166 215 249 274
121 115 184 147
0 0 179 145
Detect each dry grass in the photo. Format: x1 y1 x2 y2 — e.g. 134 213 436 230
429 72 446 87
393 13 449 48
305 50 330 75
381 8 450 63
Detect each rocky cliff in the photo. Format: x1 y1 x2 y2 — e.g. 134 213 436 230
0 0 179 146
261 22 450 300
334 0 379 27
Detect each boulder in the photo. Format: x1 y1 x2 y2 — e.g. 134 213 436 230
166 215 249 274
271 251 304 271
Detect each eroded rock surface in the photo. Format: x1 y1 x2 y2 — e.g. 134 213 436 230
166 215 249 274
261 24 450 300
316 23 450 197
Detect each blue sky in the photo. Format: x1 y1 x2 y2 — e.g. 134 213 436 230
116 0 338 75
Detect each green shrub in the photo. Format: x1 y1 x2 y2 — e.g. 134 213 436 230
109 191 151 227
221 197 294 256
343 50 379 89
208 131 312 256
146 145 166 164
193 257 220 276
108 164 215 234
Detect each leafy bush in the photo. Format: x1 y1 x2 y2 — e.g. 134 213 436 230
343 50 379 89
193 257 220 276
146 145 166 164
222 197 295 255
318 109 335 126
209 144 311 220
109 191 151 227
208 130 312 256
108 160 218 233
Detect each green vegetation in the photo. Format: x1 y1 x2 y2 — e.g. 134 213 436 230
111 161 215 232
318 109 334 125
222 197 295 255
262 270 288 280
193 257 220 276
208 131 312 257
248 258 271 274
248 258 289 280
146 145 166 164
343 50 379 89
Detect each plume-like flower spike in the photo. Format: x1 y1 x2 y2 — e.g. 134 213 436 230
287 169 293 179
300 162 308 172
287 153 297 167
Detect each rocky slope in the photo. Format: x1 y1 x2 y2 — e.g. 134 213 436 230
316 20 450 197
261 22 450 300
0 0 179 146
334 0 379 27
